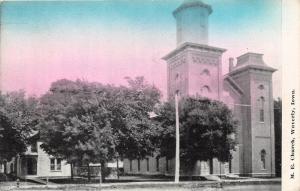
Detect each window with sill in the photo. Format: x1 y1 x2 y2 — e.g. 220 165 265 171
260 149 266 170
258 97 265 122
50 158 62 171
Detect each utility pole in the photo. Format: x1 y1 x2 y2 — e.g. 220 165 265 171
175 93 180 183
99 165 102 191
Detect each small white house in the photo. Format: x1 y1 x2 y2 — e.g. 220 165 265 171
3 140 124 180
7 141 72 179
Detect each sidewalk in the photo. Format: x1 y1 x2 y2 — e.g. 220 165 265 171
0 177 281 190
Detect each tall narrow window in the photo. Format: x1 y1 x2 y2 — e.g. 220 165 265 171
259 97 265 122
56 159 61 170
156 157 160 172
137 159 140 172
31 142 37 152
201 85 211 97
146 158 149 172
209 158 213 174
10 163 13 173
50 159 55 171
229 159 232 173
260 150 266 169
175 73 180 81
166 159 169 172
129 160 132 172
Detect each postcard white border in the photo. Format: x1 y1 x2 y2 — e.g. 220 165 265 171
282 0 300 190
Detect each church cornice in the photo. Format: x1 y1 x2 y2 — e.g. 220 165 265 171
162 42 226 60
228 64 277 76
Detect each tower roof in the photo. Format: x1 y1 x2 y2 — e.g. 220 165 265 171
173 0 212 16
228 52 277 75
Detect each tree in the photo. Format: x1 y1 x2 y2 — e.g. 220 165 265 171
39 77 161 181
0 91 39 172
39 79 115 181
0 114 27 165
112 77 161 160
155 96 237 173
274 98 281 177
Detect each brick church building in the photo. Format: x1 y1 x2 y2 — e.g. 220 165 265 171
124 0 276 177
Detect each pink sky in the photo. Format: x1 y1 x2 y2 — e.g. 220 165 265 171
0 0 282 99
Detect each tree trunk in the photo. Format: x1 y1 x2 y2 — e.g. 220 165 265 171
87 163 91 182
209 158 213 174
100 161 106 183
4 161 7 174
70 163 74 181
117 159 119 180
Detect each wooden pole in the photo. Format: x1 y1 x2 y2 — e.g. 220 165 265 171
175 93 180 183
99 165 102 191
117 159 120 180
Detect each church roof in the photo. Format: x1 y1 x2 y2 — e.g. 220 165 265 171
223 75 244 95
173 0 213 16
229 52 277 75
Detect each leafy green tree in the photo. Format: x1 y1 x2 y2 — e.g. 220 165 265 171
39 77 161 181
155 96 237 173
0 91 39 137
0 114 27 165
0 91 39 171
111 77 161 160
39 79 115 181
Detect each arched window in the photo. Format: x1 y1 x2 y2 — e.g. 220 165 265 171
175 73 180 81
258 84 264 90
259 97 265 122
175 90 181 97
201 69 210 76
201 85 211 97
260 149 266 169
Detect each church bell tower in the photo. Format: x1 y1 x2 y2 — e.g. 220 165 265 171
174 0 212 46
163 0 226 101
